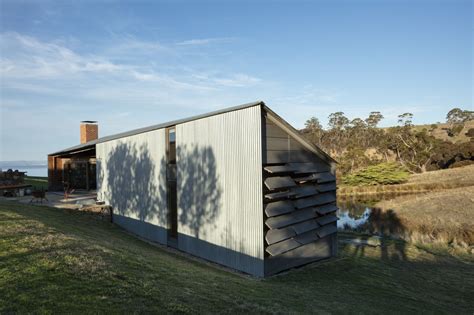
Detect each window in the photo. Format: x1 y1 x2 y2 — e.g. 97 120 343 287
166 127 178 242
168 128 176 164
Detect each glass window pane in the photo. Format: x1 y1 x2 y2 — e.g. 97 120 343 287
169 129 176 142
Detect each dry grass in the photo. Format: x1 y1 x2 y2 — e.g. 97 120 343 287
412 120 474 144
339 165 474 196
407 164 474 185
374 186 474 246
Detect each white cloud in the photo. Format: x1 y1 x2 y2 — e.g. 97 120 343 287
0 32 122 78
0 32 260 92
213 74 262 87
175 37 233 46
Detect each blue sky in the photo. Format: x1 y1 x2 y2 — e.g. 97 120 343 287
0 0 472 161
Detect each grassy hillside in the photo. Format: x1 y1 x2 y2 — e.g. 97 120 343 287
374 186 474 245
339 164 474 195
1 202 473 313
412 120 474 144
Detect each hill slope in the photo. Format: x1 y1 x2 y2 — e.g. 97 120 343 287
0 202 473 313
411 120 474 143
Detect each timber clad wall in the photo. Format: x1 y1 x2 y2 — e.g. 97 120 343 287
96 129 168 244
262 114 337 276
176 106 265 276
48 155 65 190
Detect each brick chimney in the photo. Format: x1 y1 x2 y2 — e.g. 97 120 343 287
80 121 98 144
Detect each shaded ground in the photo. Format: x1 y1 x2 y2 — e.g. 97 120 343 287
1 202 473 313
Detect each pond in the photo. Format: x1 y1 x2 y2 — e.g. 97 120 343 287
336 192 413 232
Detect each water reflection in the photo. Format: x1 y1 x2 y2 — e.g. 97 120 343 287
336 192 411 231
338 208 371 229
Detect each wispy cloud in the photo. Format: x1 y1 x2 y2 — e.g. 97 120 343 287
0 32 261 95
175 37 234 46
1 32 122 78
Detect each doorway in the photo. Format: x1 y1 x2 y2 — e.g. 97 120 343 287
166 127 178 247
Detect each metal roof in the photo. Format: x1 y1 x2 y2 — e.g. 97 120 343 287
49 100 336 163
49 101 263 155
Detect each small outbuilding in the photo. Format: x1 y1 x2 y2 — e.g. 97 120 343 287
49 101 338 277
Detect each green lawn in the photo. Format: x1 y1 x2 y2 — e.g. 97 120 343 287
24 176 48 190
0 202 473 314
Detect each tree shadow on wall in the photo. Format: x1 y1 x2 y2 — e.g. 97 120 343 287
102 142 222 240
177 144 222 239
104 142 167 224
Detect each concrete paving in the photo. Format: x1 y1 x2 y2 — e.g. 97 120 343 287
1 190 97 210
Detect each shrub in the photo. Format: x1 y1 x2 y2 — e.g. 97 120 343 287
449 160 474 168
447 124 464 137
342 162 409 186
466 128 474 138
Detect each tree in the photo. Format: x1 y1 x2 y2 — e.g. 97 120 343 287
328 112 349 130
386 127 437 173
397 113 413 127
304 117 322 132
304 117 324 146
350 118 366 129
446 108 473 124
446 108 474 137
365 111 384 128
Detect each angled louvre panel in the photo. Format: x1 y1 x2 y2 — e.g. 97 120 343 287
264 165 297 174
264 238 332 276
292 219 320 234
289 162 330 174
316 224 337 238
265 190 296 200
265 207 316 229
266 238 301 256
293 172 335 184
294 230 319 245
265 227 296 245
316 214 338 226
291 186 318 198
265 200 295 217
294 192 336 209
314 203 338 215
264 176 296 190
317 182 337 192
316 172 336 183
293 173 318 183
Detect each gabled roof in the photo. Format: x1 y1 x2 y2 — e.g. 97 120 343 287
49 101 336 163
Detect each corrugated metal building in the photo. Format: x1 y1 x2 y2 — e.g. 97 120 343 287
49 101 338 277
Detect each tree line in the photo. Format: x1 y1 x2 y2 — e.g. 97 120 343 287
302 107 474 176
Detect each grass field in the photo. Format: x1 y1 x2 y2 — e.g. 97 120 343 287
1 202 473 313
24 176 48 190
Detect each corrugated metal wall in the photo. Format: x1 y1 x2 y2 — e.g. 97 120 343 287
176 106 264 276
96 129 168 244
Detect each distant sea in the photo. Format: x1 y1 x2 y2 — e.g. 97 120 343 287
0 161 48 177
